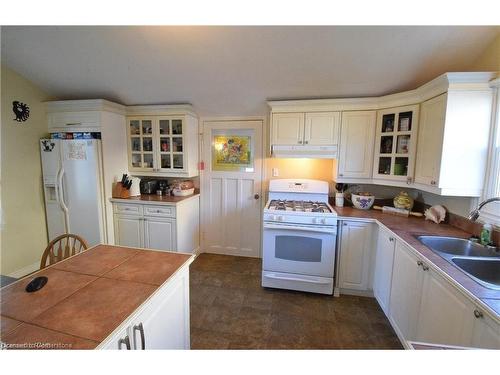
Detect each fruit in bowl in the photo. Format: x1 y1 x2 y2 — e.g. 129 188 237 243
351 192 375 210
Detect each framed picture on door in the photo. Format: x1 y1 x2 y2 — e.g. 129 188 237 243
212 130 254 172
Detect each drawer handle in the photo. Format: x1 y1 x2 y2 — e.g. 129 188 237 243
133 322 146 350
65 122 82 126
118 335 131 350
474 309 484 319
156 209 161 213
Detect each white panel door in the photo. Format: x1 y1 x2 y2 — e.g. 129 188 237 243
144 217 176 251
271 113 304 145
338 111 376 178
470 308 500 349
373 227 396 316
304 112 340 145
414 94 447 186
114 215 143 248
132 269 190 349
389 241 424 341
202 120 263 257
339 221 373 291
416 267 474 346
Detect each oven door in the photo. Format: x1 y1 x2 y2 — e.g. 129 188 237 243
262 222 336 277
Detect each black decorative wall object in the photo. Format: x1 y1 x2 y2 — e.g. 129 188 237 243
41 140 55 152
12 101 30 122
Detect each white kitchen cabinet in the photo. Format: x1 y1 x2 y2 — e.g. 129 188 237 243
144 217 176 251
415 264 474 346
372 105 419 183
339 221 374 292
470 307 500 349
113 215 144 248
414 89 493 196
337 111 376 179
99 264 190 350
304 112 340 145
126 105 199 178
271 113 304 145
388 240 424 341
112 195 199 253
373 226 396 316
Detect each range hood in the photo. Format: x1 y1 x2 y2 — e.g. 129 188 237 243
271 145 338 159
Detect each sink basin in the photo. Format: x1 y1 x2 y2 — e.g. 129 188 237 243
415 235 500 290
416 235 500 258
451 258 500 290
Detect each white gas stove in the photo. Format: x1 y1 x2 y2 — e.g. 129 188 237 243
262 179 338 295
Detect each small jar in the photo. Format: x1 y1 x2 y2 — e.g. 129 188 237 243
335 192 344 207
156 190 163 196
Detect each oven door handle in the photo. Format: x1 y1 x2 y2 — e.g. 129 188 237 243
264 273 332 285
263 224 335 234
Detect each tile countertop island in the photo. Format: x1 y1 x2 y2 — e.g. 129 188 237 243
335 207 500 319
0 245 194 349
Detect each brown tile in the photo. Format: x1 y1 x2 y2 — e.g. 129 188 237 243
1 315 22 338
190 328 230 349
52 245 138 276
1 323 98 349
212 287 246 308
194 303 242 335
31 278 156 342
0 268 97 322
231 306 272 339
242 290 274 311
103 250 191 285
190 285 219 306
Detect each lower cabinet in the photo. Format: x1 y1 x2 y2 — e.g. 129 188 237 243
373 226 396 315
470 308 500 349
99 265 190 350
112 197 199 253
388 241 424 341
339 221 374 292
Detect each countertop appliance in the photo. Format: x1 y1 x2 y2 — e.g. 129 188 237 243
40 139 107 246
262 179 338 294
140 179 158 194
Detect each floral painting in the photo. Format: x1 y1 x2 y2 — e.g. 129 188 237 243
212 135 252 171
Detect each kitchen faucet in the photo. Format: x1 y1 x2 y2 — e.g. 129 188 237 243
468 197 500 221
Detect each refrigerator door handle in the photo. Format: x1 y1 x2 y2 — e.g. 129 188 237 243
58 167 70 233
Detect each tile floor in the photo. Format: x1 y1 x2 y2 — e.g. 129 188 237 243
189 254 402 349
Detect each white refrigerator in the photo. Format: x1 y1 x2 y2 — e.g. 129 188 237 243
40 139 107 246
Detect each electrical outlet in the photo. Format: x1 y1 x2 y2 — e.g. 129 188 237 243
272 168 279 177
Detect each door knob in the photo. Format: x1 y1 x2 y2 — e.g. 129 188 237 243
254 194 260 200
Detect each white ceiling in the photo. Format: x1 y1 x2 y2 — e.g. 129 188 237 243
1 26 499 116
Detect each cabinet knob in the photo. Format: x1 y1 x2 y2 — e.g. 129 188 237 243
417 260 423 267
254 194 260 200
422 264 429 271
339 173 344 177
430 180 437 186
304 140 309 144
389 237 394 242
298 140 303 144
474 309 484 319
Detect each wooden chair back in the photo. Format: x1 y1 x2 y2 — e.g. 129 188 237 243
40 234 89 269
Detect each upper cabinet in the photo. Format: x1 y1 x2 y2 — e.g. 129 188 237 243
126 105 199 177
269 110 340 158
373 105 419 183
268 72 495 196
414 89 493 196
338 111 376 179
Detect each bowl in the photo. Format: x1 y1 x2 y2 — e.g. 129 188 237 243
173 188 195 197
351 193 375 210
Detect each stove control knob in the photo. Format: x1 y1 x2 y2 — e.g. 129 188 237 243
277 215 284 222
320 218 327 225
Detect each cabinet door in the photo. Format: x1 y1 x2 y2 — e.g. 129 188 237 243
157 117 186 173
416 267 473 346
389 241 423 341
127 117 156 172
114 215 143 248
131 268 190 349
373 227 396 316
144 217 176 251
339 221 373 291
414 94 447 187
271 113 304 145
338 111 376 179
304 112 340 145
470 308 500 349
372 105 419 182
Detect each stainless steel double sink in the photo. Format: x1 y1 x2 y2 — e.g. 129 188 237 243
416 236 500 290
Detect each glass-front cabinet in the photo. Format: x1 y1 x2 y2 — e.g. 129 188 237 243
372 105 419 182
126 109 199 177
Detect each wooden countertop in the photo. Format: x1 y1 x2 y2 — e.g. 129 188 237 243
0 245 193 349
335 207 500 320
110 190 200 205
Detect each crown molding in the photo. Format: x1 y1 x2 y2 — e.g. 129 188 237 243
125 104 197 117
45 99 126 115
